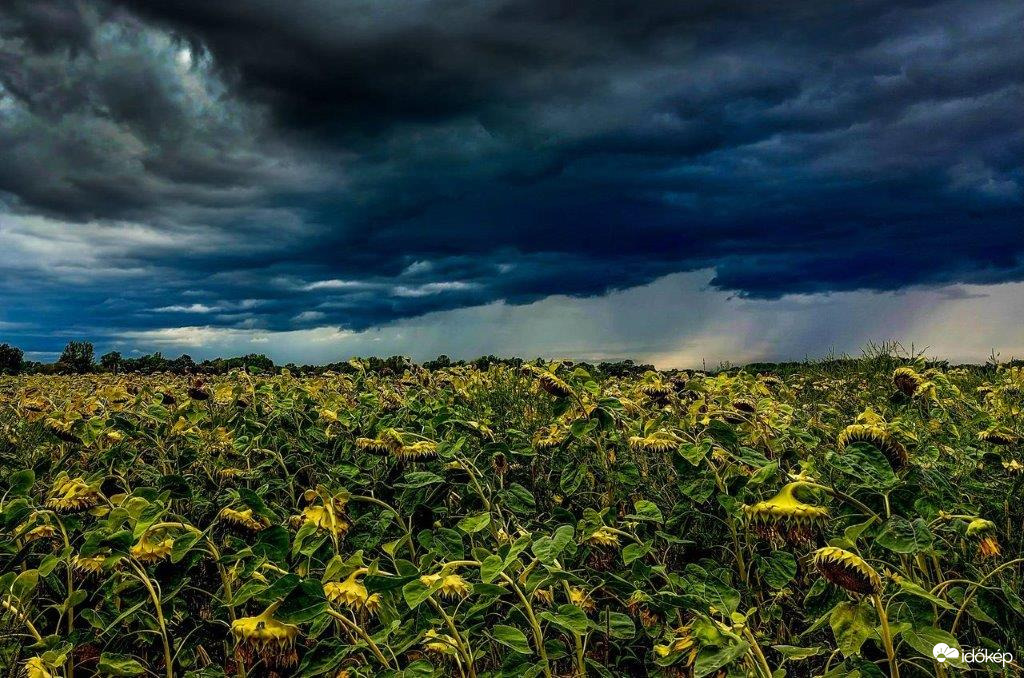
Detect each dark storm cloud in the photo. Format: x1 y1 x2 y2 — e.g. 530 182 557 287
0 0 1022 349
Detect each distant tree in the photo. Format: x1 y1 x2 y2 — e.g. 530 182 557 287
57 341 94 374
100 351 123 373
423 354 452 370
169 354 196 374
0 343 24 374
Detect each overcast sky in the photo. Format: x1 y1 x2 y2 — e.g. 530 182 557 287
1 1 1021 366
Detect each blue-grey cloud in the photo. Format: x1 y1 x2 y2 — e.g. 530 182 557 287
0 0 1021 357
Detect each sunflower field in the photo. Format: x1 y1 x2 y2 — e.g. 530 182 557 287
1 356 1022 677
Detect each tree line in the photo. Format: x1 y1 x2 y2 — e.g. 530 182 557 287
0 340 657 377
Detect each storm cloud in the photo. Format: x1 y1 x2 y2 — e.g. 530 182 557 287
0 0 1021 359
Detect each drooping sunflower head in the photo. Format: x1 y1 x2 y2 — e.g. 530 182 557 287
742 483 829 545
533 587 554 606
422 629 458 655
568 586 596 613
45 474 102 512
219 507 270 532
586 526 620 548
533 424 567 450
292 502 350 537
966 519 1001 559
24 657 54 678
231 602 300 669
838 423 909 470
524 365 573 398
639 373 671 402
420 572 472 600
356 428 402 455
324 567 381 614
628 430 680 454
653 624 696 667
732 397 756 414
979 428 1018 446
130 532 174 563
812 547 882 595
892 367 924 397
395 440 439 461
71 553 110 576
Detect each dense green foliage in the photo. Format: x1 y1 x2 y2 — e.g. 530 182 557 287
1 355 1021 677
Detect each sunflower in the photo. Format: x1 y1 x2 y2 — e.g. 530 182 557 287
586 527 620 548
892 367 924 397
219 507 270 532
533 424 567 449
24 657 54 678
71 553 109 576
653 624 696 666
568 587 596 612
533 587 554 606
732 397 756 414
395 440 439 461
422 629 458 655
837 424 908 470
639 374 671 402
45 474 102 512
979 428 1018 446
324 568 381 614
187 380 211 400
628 430 681 454
966 519 1001 559
420 573 472 600
537 372 572 398
356 429 402 455
742 482 828 545
231 601 300 669
130 533 175 563
812 547 882 595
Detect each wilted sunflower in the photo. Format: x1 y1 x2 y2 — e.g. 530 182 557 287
568 587 596 612
533 587 554 606
420 573 472 600
812 547 882 595
44 417 80 444
219 507 270 532
533 424 567 449
639 374 672 403
586 526 620 548
422 629 458 655
653 624 696 667
732 397 756 414
324 568 381 614
979 428 1018 446
628 430 681 454
71 553 109 576
536 372 573 398
187 380 210 400
1002 459 1023 475
837 424 908 470
24 657 54 678
231 601 300 669
892 367 924 397
356 429 402 455
395 440 439 461
45 474 102 512
742 482 828 545
130 533 174 563
966 519 1001 559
